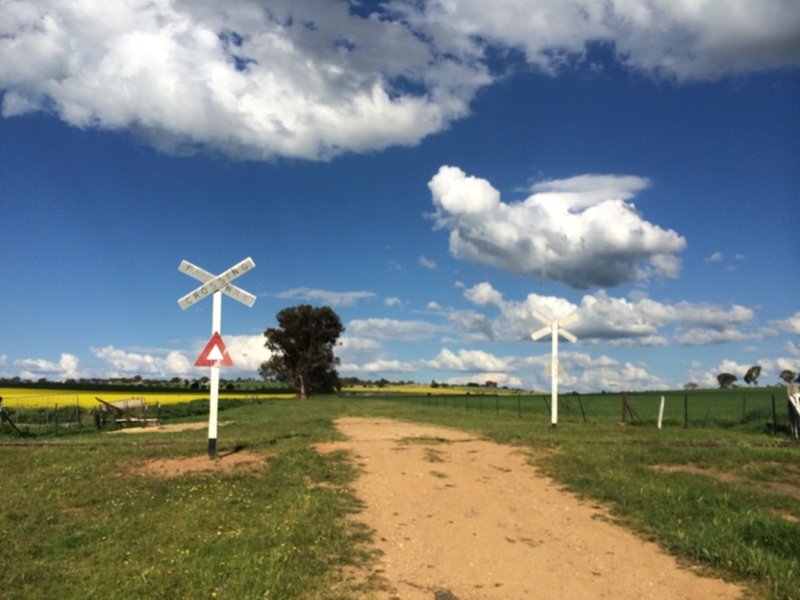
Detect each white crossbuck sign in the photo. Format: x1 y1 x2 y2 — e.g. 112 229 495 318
178 257 256 310
531 309 578 427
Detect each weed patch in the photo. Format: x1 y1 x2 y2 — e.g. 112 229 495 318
424 448 445 463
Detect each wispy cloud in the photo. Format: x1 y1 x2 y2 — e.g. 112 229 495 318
345 318 438 342
384 297 402 308
706 251 746 271
418 255 437 270
273 287 376 307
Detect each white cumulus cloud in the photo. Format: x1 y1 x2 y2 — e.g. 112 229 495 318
223 335 271 373
0 0 487 160
13 353 81 381
460 282 756 345
772 310 800 335
430 166 686 289
2 1 797 161
426 348 510 372
463 282 504 307
92 346 192 377
356 359 416 374
403 0 800 81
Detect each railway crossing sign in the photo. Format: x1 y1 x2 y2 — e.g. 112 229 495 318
178 257 256 309
531 309 578 427
179 257 255 458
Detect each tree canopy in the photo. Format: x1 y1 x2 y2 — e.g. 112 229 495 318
744 365 761 385
780 369 797 384
717 372 737 388
260 305 344 399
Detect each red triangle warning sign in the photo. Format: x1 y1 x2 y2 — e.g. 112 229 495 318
195 332 234 367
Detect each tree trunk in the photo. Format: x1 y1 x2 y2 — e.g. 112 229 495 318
298 376 308 400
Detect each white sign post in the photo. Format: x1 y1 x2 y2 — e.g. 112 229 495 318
531 309 578 427
178 257 255 458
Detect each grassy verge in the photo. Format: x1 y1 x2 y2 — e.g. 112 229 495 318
0 401 372 600
2 396 798 599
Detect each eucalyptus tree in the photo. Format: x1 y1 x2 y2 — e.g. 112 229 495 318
260 305 344 399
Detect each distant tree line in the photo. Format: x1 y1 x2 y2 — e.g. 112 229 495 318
339 377 418 388
713 365 800 389
0 376 289 394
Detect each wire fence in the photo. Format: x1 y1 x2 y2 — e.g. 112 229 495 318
2 388 797 438
0 396 266 438
374 388 798 434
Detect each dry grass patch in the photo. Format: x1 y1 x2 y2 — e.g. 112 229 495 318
131 450 264 478
110 421 232 434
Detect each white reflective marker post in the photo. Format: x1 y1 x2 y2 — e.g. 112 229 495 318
531 309 578 427
178 257 255 458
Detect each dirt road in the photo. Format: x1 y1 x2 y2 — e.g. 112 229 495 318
318 417 746 600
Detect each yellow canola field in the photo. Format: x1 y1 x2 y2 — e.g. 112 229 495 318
0 387 294 409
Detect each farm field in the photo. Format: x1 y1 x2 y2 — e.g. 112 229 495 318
0 383 512 410
1 393 798 599
391 387 791 430
0 387 295 409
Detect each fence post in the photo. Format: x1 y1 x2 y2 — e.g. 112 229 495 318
771 395 777 430
517 396 521 418
621 392 628 424
741 395 746 423
658 395 665 430
577 393 587 423
684 392 688 429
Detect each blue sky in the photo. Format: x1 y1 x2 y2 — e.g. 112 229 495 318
1 0 798 391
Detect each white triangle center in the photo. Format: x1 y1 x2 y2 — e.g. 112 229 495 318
207 344 224 361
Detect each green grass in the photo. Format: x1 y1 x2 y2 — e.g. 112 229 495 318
2 393 799 599
0 401 372 600
394 387 790 432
